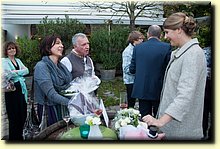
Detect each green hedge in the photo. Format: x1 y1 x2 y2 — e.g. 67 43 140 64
35 15 86 52
16 36 41 75
90 25 130 69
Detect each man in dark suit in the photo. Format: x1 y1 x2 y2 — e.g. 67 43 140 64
129 25 171 117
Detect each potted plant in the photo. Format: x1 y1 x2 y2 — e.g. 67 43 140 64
99 51 121 80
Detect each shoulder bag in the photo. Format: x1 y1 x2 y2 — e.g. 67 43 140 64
23 76 40 140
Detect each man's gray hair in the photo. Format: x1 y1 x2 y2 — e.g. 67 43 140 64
72 33 87 46
147 25 161 38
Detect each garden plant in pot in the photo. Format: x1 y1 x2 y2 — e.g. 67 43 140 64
99 50 121 80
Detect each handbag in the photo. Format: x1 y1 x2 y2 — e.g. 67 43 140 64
1 69 16 92
39 103 48 131
23 99 40 140
4 80 16 92
23 76 40 140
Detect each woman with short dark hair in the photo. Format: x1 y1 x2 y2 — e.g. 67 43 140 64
34 35 72 127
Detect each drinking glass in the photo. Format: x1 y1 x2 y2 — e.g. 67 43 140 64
120 92 128 110
94 109 103 117
79 124 90 139
62 106 71 132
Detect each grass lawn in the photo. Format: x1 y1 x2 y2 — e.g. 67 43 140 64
97 77 126 107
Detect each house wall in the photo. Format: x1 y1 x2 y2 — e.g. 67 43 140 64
2 24 31 42
2 2 165 42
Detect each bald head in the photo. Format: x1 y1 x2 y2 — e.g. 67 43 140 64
147 25 161 39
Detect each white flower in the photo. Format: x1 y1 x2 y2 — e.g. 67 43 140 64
115 121 120 129
85 115 101 126
121 119 128 127
113 108 141 132
124 117 131 123
133 109 140 115
92 117 101 125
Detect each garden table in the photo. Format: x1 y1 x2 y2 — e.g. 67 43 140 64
33 111 117 140
60 125 117 140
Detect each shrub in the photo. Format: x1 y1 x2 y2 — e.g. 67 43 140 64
90 25 129 70
16 36 41 75
35 15 86 53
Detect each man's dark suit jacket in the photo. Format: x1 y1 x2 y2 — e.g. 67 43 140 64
129 38 171 100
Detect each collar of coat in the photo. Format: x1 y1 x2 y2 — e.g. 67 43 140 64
173 38 199 59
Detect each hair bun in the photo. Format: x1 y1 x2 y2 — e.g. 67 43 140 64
182 16 196 36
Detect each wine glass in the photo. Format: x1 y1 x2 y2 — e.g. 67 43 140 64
62 106 71 132
94 97 103 117
120 92 128 110
94 109 103 117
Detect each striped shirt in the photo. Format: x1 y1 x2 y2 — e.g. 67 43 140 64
122 43 135 84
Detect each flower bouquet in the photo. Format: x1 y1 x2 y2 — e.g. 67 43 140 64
113 108 149 140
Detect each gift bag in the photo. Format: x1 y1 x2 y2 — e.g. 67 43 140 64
68 92 99 126
119 125 148 140
67 75 102 126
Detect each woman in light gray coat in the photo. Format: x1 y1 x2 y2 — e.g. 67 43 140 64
142 12 207 140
